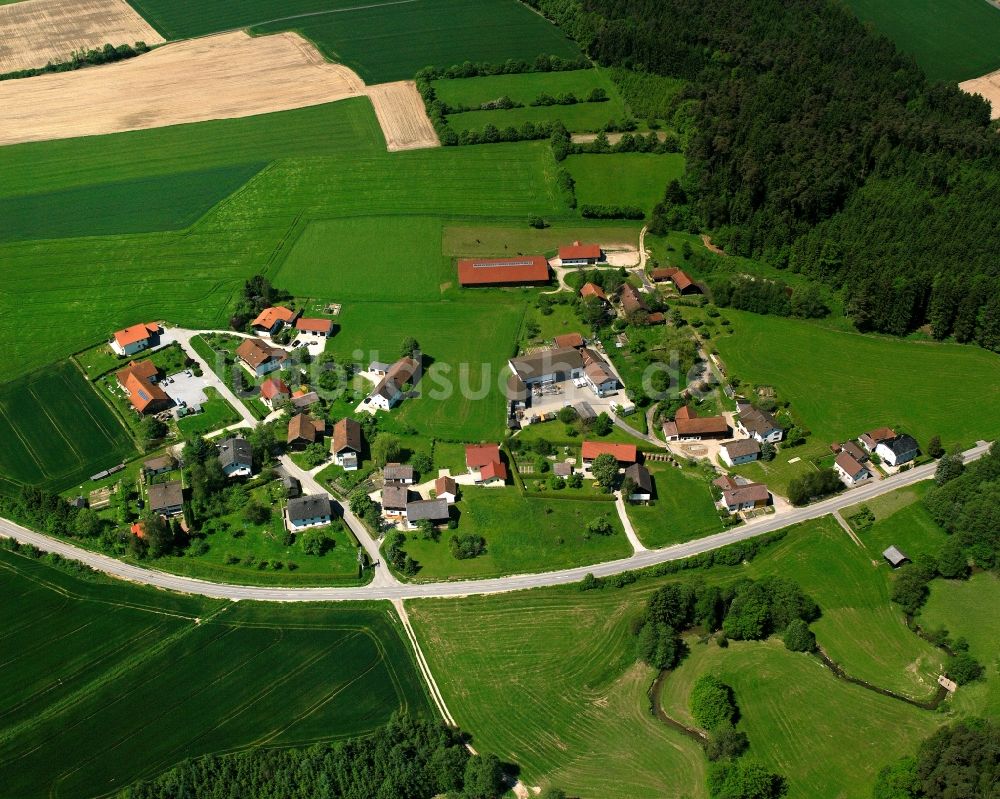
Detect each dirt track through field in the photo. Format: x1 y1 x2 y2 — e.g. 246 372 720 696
960 69 1000 119
0 0 164 73
0 30 440 150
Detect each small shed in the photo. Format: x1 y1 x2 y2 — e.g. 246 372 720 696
882 546 909 568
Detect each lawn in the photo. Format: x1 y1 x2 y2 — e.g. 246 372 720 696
396 486 631 581
124 0 579 83
442 220 640 257
625 462 725 549
447 102 625 135
843 482 949 564
0 361 138 492
432 69 621 110
714 311 1000 450
175 387 242 437
657 638 941 799
842 0 1000 81
728 445 825 496
566 153 685 212
0 548 430 799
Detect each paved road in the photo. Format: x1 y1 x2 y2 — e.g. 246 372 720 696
171 328 258 428
1 442 989 601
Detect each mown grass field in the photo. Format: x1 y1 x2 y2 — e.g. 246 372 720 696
658 638 940 799
844 482 949 563
447 102 627 135
566 153 685 212
433 69 621 110
843 0 1000 81
125 0 579 83
399 486 631 580
0 361 137 492
714 311 1000 450
625 463 724 549
0 549 429 799
442 220 640 257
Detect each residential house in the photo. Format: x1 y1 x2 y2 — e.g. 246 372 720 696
286 495 332 530
623 463 653 503
834 451 870 486
713 474 741 492
331 418 362 471
882 546 909 568
720 439 761 467
650 267 698 294
116 360 171 415
295 317 334 337
580 282 608 303
721 483 769 512
111 322 160 356
369 361 390 376
736 407 783 443
831 440 868 463
236 337 288 377
875 434 919 468
381 484 409 518
859 427 897 453
142 455 175 476
553 332 585 349
405 499 450 529
250 306 296 336
619 284 648 315
553 462 573 478
259 377 290 409
287 413 325 449
366 355 420 411
466 444 508 486
434 476 458 504
581 348 619 396
290 389 320 410
148 480 184 517
457 255 550 287
559 241 602 266
218 436 253 478
478 460 508 486
662 406 729 441
384 463 415 484
581 441 638 466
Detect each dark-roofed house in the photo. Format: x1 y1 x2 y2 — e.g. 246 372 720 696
619 283 648 315
405 499 450 529
287 413 325 449
505 372 529 412
148 480 184 517
282 475 301 498
384 463 414 484
721 482 770 512
554 461 573 478
143 455 175 476
736 407 783 443
623 463 653 503
509 347 584 386
291 390 320 410
435 476 458 504
832 440 868 463
218 436 253 478
720 439 761 467
882 546 909 568
286 494 332 530
875 434 919 468
367 355 420 412
236 337 288 377
559 241 602 265
331 418 362 471
834 451 870 486
553 332 585 349
381 484 409 517
457 255 550 287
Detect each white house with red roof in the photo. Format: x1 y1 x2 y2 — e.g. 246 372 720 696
111 322 160 356
559 241 603 266
259 377 290 409
465 443 508 487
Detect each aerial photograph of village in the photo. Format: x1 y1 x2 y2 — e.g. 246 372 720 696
0 0 998 797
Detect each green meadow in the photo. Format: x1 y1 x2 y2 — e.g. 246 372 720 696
714 310 1000 449
842 0 1000 81
0 361 137 492
447 102 626 135
625 462 724 549
124 0 580 83
442 219 640 257
0 549 430 799
433 69 621 109
566 153 685 211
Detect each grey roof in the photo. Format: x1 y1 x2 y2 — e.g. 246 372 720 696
554 462 572 477
291 391 320 409
624 463 653 494
370 361 391 373
217 437 252 470
722 439 761 458
282 475 301 494
148 480 183 511
574 401 597 420
405 498 450 522
509 347 584 381
287 494 331 521
738 407 780 436
384 463 413 482
882 546 909 566
381 484 409 509
883 434 919 457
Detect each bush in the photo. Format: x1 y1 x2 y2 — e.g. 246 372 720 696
946 651 984 685
449 534 486 560
706 723 749 761
690 674 738 730
782 619 816 652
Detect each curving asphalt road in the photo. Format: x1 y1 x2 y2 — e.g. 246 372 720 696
0 442 989 602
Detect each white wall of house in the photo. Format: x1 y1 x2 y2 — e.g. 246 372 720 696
334 450 359 471
875 442 915 467
288 514 331 530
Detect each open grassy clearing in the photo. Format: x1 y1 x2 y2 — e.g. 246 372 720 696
398 486 630 581
433 68 620 109
566 153 685 212
727 444 826 496
843 482 949 563
124 0 579 83
714 310 1000 449
0 361 138 492
658 638 940 799
443 220 639 257
174 387 241 436
447 102 627 135
842 0 1000 81
0 549 429 798
920 572 1000 718
625 462 724 549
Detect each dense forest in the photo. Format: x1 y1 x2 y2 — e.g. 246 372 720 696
528 0 1000 349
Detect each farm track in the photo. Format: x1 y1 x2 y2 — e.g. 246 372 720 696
0 441 990 601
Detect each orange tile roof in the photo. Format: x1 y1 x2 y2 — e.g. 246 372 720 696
580 282 607 300
581 441 637 463
260 377 289 400
457 256 549 286
559 241 602 260
114 322 158 348
676 416 729 436
295 317 334 334
251 306 295 329
553 332 585 349
435 476 457 495
479 460 508 482
466 443 501 469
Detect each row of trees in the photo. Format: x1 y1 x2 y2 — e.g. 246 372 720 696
1 41 151 81
710 275 829 320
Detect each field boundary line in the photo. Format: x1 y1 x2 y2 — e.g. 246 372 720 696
392 599 456 726
0 404 49 481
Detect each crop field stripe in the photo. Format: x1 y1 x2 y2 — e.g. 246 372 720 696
238 0 419 30
0 405 49 479
27 376 87 466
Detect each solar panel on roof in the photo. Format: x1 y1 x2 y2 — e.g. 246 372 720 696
138 390 149 401
473 260 536 268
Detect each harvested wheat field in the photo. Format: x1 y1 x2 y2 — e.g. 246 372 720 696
0 0 164 73
365 80 440 151
0 31 368 146
961 69 1000 119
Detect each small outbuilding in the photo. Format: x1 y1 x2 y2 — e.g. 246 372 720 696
882 546 910 568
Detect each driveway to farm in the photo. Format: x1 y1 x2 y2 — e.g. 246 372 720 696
1 441 991 601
